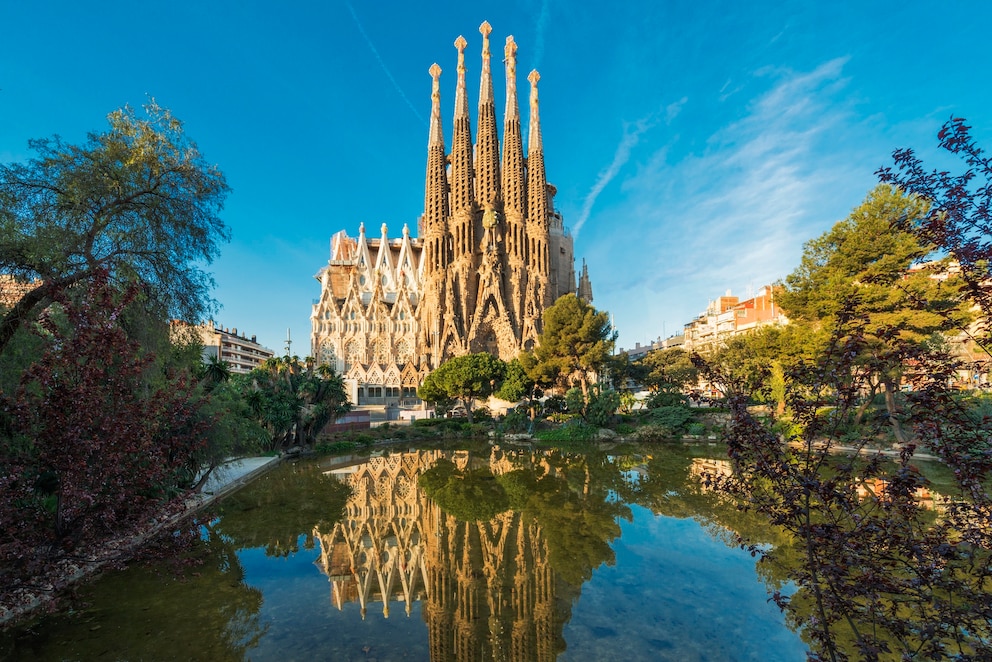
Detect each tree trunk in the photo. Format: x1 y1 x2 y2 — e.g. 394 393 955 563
882 378 910 445
0 270 96 355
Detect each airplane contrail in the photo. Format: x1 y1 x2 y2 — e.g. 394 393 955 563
345 3 426 127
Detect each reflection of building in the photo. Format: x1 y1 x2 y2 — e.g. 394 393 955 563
691 456 948 512
310 22 591 406
189 320 275 374
314 448 572 661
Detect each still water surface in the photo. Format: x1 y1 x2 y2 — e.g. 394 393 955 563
2 443 808 661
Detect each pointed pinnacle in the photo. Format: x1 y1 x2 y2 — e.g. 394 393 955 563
455 35 467 74
505 35 517 62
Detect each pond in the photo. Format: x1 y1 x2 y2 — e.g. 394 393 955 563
1 443 809 661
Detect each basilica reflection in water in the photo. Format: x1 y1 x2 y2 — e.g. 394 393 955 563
313 448 583 661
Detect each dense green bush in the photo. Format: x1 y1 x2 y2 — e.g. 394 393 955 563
649 405 694 433
534 420 598 442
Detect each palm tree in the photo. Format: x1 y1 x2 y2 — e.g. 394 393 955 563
201 355 231 390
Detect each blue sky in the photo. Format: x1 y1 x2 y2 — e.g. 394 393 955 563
3 1 991 353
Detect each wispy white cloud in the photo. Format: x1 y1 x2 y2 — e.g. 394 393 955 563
592 57 883 346
573 110 665 238
345 3 426 126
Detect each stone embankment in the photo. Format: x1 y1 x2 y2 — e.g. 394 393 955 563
0 456 281 628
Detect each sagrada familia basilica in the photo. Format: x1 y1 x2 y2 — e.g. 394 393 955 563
310 22 592 404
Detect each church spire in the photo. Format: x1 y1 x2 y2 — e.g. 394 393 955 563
522 67 551 333
501 35 527 330
526 70 549 277
502 36 525 228
449 35 475 223
423 63 449 274
475 21 500 213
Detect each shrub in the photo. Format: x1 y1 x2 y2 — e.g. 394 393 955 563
649 405 694 433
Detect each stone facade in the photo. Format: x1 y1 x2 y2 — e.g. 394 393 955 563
311 22 590 405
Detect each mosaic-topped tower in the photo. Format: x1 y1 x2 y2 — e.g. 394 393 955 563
311 22 590 406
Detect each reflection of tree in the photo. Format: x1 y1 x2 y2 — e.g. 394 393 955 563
214 461 352 556
419 459 509 522
3 523 266 661
632 450 797 595
507 449 632 587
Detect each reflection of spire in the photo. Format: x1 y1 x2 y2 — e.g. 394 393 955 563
312 448 574 661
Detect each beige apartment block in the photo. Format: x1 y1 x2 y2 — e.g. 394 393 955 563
194 321 274 374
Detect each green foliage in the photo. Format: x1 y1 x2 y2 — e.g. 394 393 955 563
495 358 533 402
646 388 689 409
585 387 620 427
636 347 698 392
418 460 509 521
419 352 506 422
604 351 646 391
686 422 707 436
234 357 351 451
534 420 599 443
565 387 585 414
498 407 531 433
0 100 230 356
195 381 268 472
648 405 695 435
522 294 616 393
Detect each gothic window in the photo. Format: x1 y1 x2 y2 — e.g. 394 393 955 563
374 338 389 365
395 339 412 364
375 475 391 500
319 340 337 366
345 340 362 369
360 275 366 286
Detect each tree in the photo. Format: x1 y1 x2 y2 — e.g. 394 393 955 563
236 356 351 450
636 347 697 393
0 273 207 580
879 117 992 332
522 294 616 396
494 357 534 403
697 160 992 658
0 100 230 356
779 184 970 443
418 352 506 423
604 351 647 393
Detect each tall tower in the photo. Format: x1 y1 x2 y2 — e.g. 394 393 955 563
447 35 477 342
521 70 551 350
419 63 451 367
501 35 527 333
474 21 501 229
